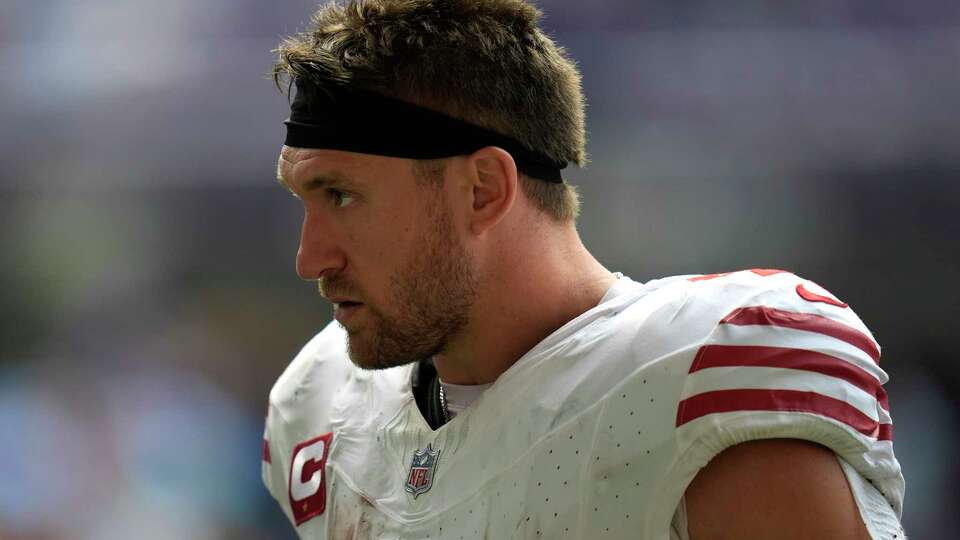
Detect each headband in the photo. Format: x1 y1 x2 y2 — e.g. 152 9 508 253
283 80 566 183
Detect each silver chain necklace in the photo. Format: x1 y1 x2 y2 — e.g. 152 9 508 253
438 381 450 424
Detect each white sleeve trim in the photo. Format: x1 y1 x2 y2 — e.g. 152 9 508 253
670 497 690 540
666 458 907 540
672 412 904 518
838 456 908 540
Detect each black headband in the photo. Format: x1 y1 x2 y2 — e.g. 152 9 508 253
283 80 566 183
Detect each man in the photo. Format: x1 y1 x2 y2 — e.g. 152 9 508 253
262 1 906 538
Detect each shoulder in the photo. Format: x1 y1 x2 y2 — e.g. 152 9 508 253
672 268 887 437
685 268 874 333
263 321 353 475
659 269 904 517
269 321 353 421
604 268 874 363
518 269 849 417
577 270 901 528
261 322 353 523
646 268 867 326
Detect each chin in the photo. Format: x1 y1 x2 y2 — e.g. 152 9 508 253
345 339 414 371
349 355 418 371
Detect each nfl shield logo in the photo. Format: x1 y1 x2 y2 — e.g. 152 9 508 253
405 443 441 498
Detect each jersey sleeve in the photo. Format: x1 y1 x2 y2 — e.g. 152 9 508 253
262 403 296 526
260 322 353 532
673 274 905 518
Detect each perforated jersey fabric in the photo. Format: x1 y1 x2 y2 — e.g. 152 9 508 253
262 270 904 539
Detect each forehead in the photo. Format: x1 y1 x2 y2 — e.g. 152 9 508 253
277 146 339 180
277 146 416 189
279 145 327 165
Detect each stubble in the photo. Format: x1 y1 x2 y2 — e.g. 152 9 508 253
342 194 477 370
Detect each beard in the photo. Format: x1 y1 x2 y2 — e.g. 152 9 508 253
327 195 477 370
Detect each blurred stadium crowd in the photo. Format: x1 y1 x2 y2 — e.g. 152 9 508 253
1 0 957 538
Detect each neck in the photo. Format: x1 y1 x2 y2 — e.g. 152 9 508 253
433 224 616 385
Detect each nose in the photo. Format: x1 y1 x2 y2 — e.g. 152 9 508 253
295 211 346 280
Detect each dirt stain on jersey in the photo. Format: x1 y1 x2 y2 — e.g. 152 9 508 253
331 497 380 540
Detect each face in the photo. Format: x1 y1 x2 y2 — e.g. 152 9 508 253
277 147 477 370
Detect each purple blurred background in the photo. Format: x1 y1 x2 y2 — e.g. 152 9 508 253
1 1 957 538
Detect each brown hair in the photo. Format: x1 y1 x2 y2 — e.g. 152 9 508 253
273 0 586 221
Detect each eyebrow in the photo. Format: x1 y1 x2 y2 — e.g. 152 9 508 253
276 170 354 196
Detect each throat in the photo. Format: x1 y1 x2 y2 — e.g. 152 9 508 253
411 359 494 429
438 379 493 419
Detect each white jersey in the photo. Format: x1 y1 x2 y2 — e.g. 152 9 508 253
262 269 904 539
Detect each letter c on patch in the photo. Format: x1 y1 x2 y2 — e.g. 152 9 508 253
288 432 333 525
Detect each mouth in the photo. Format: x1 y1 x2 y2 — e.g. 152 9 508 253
334 301 365 324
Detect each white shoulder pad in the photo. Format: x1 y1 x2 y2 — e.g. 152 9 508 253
269 322 350 417
262 321 351 526
672 269 904 517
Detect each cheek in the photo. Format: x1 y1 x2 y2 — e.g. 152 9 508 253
351 212 418 271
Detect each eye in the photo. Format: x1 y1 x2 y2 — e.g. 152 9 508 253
327 188 355 208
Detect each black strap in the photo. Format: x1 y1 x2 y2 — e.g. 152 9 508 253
411 358 447 430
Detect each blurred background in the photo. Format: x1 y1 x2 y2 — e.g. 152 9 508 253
1 0 957 538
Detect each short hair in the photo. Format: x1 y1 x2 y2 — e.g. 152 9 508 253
272 0 586 222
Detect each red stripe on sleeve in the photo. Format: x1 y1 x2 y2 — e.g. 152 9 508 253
676 389 888 440
876 387 890 412
878 423 893 441
263 439 271 463
720 306 880 364
689 345 886 409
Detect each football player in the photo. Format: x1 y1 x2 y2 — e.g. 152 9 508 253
262 1 905 538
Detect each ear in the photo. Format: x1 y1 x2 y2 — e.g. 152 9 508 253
463 146 519 236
